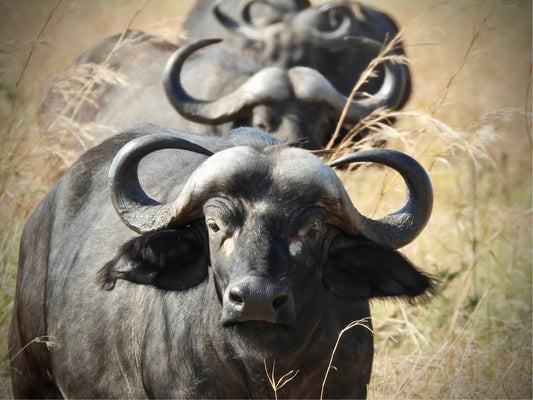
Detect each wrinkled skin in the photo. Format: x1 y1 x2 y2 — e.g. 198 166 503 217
9 124 434 398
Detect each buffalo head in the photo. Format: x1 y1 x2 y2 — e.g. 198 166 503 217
180 0 311 46
163 38 409 148
101 130 434 359
213 0 411 99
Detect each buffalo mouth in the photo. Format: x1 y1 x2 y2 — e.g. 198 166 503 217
223 320 299 352
222 318 297 341
222 319 294 330
220 276 297 333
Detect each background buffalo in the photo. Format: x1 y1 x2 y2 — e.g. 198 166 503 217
37 0 410 153
38 31 407 151
180 0 411 100
180 0 310 47
0 0 531 398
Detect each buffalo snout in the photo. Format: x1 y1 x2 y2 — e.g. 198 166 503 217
221 276 295 327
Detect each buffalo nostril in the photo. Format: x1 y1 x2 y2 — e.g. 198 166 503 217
272 293 287 309
229 287 244 304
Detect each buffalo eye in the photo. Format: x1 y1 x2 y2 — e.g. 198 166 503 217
252 105 277 133
254 121 271 133
306 220 322 240
295 211 325 244
255 122 269 132
207 219 221 234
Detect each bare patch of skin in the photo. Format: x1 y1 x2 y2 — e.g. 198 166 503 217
289 240 303 257
223 238 235 259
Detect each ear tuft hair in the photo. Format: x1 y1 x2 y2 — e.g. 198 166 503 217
96 228 208 291
324 236 436 302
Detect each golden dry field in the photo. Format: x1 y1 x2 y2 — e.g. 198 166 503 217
0 0 531 398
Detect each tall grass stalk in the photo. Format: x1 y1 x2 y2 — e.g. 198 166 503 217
525 64 532 148
320 318 373 399
4 0 63 137
0 0 531 398
264 360 300 400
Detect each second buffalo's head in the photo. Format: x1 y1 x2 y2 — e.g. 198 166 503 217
163 39 409 149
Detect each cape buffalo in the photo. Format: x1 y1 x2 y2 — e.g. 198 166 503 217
9 124 434 398
185 0 411 101
180 0 310 47
39 31 408 150
163 37 408 149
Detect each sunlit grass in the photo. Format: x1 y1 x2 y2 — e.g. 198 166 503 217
0 0 530 398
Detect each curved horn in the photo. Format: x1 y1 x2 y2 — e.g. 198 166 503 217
163 38 291 124
241 0 292 25
328 149 433 248
212 0 268 40
109 134 214 233
288 36 408 121
307 3 356 45
344 36 408 113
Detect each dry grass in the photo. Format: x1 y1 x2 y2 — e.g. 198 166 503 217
0 0 531 398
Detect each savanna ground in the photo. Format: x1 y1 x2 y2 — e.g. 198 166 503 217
0 0 531 398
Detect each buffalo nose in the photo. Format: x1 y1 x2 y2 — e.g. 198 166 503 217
229 277 287 310
223 277 293 324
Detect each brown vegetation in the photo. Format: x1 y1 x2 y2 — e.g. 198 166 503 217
0 0 531 398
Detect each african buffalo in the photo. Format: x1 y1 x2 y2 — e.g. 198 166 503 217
186 0 411 101
163 37 408 149
9 124 434 398
180 0 310 47
39 31 407 150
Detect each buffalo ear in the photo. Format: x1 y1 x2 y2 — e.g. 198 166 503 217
97 228 208 291
323 236 435 301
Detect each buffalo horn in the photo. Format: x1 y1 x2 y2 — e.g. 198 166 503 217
305 3 355 45
342 36 408 115
109 134 213 233
288 36 408 120
213 0 261 40
110 136 431 248
328 149 433 248
163 39 292 124
164 38 406 125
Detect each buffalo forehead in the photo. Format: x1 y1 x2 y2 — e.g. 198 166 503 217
210 145 343 194
183 146 261 190
271 147 344 195
183 145 348 207
241 67 292 102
